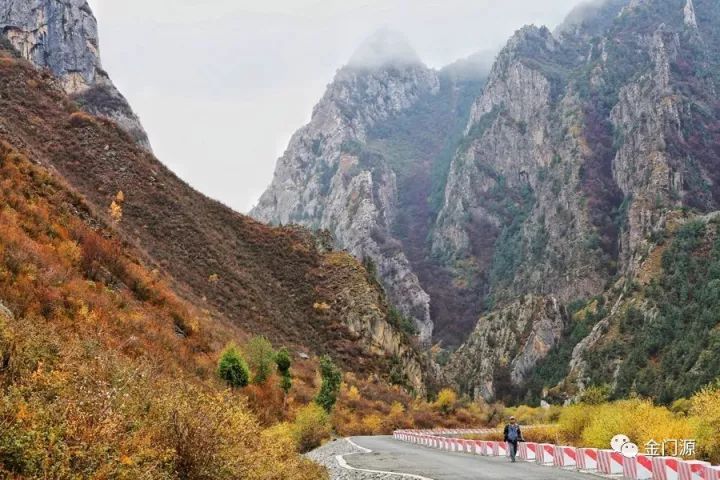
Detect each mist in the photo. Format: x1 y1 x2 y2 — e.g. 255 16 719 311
87 0 588 213
348 29 421 69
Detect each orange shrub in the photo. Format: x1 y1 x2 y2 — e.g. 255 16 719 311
245 377 286 426
68 111 96 128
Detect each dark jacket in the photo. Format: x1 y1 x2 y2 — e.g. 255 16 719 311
503 424 523 443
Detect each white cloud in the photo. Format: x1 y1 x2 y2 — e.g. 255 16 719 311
87 0 584 212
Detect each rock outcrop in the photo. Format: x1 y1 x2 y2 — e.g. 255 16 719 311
0 0 151 150
447 295 566 401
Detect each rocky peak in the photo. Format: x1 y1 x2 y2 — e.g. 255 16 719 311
556 0 629 40
0 0 152 150
505 25 558 54
684 0 698 28
466 25 558 134
318 61 440 142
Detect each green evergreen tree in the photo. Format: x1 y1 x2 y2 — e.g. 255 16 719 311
315 355 341 413
217 344 249 388
276 347 293 394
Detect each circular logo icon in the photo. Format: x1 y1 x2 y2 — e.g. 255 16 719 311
611 434 630 453
621 442 639 459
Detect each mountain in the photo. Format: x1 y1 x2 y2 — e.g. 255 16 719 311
256 0 720 404
252 30 489 343
445 0 720 403
0 0 152 150
0 13 427 395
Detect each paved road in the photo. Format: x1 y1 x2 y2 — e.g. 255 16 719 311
346 436 598 480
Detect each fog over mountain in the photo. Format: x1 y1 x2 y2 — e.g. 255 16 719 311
348 29 422 69
87 0 585 212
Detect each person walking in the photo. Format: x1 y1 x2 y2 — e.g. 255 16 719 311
503 416 524 463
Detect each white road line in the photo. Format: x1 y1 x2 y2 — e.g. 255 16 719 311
335 438 435 480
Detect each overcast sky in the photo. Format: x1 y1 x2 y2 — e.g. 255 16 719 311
87 0 584 213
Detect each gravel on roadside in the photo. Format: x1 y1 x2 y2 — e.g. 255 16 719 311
305 438 410 480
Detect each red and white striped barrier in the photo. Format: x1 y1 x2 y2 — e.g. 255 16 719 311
553 446 577 468
576 447 598 471
702 465 720 480
598 449 624 474
535 443 555 465
679 460 709 480
622 454 654 479
485 441 498 456
653 456 682 480
494 441 508 457
465 440 475 454
519 442 537 461
392 429 720 479
454 438 465 452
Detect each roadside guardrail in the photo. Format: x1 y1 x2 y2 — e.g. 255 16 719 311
392 429 720 480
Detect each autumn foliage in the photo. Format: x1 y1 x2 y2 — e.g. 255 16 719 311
0 142 327 478
331 376 500 436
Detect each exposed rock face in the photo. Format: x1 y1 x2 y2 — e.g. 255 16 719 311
684 0 698 27
447 295 566 401
0 300 12 320
0 0 151 150
432 25 607 308
253 34 448 341
318 251 426 394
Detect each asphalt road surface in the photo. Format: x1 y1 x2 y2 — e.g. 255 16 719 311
346 436 599 480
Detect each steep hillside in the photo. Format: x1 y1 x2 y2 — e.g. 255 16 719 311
252 31 488 343
0 136 328 478
0 44 427 394
565 213 720 404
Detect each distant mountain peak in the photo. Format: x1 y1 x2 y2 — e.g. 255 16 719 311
348 28 422 70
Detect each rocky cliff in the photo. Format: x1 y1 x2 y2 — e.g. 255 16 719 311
0 0 151 150
447 295 566 402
